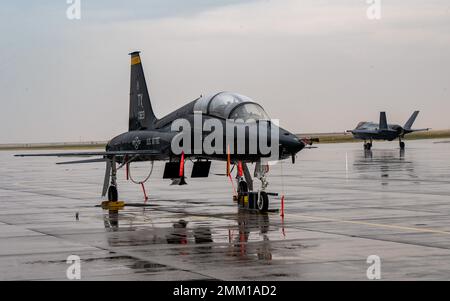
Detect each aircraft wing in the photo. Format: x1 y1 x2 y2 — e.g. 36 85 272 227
348 129 379 134
350 129 397 135
14 150 161 158
407 128 430 133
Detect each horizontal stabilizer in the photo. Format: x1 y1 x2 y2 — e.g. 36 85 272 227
15 150 160 158
56 158 107 165
407 128 430 133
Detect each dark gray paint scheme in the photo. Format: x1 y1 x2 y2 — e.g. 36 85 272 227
17 51 306 162
113 52 305 163
15 51 310 201
347 111 429 149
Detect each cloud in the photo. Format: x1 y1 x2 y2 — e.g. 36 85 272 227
108 0 449 41
0 0 449 143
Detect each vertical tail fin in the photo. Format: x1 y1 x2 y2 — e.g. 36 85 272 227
404 111 419 130
128 51 157 131
379 112 388 130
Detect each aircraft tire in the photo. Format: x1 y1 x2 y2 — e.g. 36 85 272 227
108 186 118 202
400 142 405 149
257 192 269 212
238 181 248 194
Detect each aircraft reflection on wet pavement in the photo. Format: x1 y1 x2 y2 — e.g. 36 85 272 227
353 149 418 185
103 209 274 262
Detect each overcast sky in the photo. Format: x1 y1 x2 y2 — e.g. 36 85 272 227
0 0 449 143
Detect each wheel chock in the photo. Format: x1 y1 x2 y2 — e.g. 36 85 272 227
101 201 125 210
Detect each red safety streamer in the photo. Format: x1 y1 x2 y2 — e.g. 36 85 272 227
281 194 286 237
226 145 237 197
141 182 148 202
179 151 185 177
126 163 129 181
237 161 243 177
226 145 231 177
229 173 237 197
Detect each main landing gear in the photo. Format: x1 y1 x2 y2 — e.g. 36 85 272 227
399 138 405 150
107 157 118 202
254 162 270 212
101 156 125 211
364 140 373 150
363 138 406 150
108 185 118 202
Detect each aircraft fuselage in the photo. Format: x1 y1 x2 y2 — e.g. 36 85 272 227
107 113 304 164
351 122 407 141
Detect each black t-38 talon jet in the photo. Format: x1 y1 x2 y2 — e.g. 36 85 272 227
347 111 429 150
16 51 315 211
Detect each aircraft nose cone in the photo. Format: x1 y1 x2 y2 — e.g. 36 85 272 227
280 130 305 156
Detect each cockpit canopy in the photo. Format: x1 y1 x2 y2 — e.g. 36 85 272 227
356 121 367 129
356 121 377 130
193 92 269 121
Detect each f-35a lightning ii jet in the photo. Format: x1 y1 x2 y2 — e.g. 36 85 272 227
16 51 315 212
347 111 429 150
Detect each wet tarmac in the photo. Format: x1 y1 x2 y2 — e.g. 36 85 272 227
1 139 450 280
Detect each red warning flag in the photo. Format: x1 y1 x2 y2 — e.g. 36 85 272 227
141 183 148 202
226 145 231 177
237 161 243 177
179 151 185 177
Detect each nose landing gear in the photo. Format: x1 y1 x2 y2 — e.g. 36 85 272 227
364 140 373 150
256 191 269 212
235 162 276 213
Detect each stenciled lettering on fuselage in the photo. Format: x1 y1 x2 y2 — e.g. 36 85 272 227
146 137 160 146
137 93 145 120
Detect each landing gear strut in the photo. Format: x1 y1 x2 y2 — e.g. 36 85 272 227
254 162 270 212
399 138 405 150
108 157 118 202
254 161 269 192
108 186 118 202
364 140 373 150
238 180 248 195
236 161 272 213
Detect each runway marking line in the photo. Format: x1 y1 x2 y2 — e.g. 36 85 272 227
290 214 450 236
